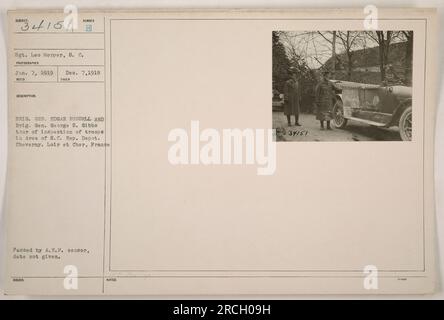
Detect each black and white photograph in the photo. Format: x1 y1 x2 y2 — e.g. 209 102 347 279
272 30 414 141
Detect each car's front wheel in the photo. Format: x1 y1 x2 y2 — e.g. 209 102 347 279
333 99 348 128
399 106 412 141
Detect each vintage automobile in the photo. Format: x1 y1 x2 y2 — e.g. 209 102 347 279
272 89 284 111
330 80 412 141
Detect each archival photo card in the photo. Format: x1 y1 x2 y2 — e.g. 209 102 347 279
4 9 437 295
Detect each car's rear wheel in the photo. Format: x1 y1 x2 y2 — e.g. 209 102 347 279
333 99 348 128
399 106 412 141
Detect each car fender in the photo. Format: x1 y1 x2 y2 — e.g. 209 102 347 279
389 98 412 126
333 94 349 118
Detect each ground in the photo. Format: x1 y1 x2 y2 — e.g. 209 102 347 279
273 112 401 142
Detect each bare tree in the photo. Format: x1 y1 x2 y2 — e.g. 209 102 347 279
331 31 336 77
336 31 363 80
279 30 411 85
316 31 337 72
281 31 333 71
401 31 413 85
366 31 394 81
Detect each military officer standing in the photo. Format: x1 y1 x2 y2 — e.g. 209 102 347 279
283 69 302 127
315 69 338 130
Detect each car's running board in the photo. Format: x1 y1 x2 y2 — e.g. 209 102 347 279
348 117 387 127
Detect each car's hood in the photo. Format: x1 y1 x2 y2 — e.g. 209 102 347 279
330 80 412 98
389 86 412 98
330 80 380 90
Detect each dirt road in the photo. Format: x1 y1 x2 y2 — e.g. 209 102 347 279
273 112 401 142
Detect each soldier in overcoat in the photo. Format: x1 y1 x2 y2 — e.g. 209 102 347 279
315 70 338 130
283 69 302 127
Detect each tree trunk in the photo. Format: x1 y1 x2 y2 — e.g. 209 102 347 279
404 31 413 86
376 31 392 82
347 52 352 80
378 44 385 81
331 31 336 77
346 32 352 80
